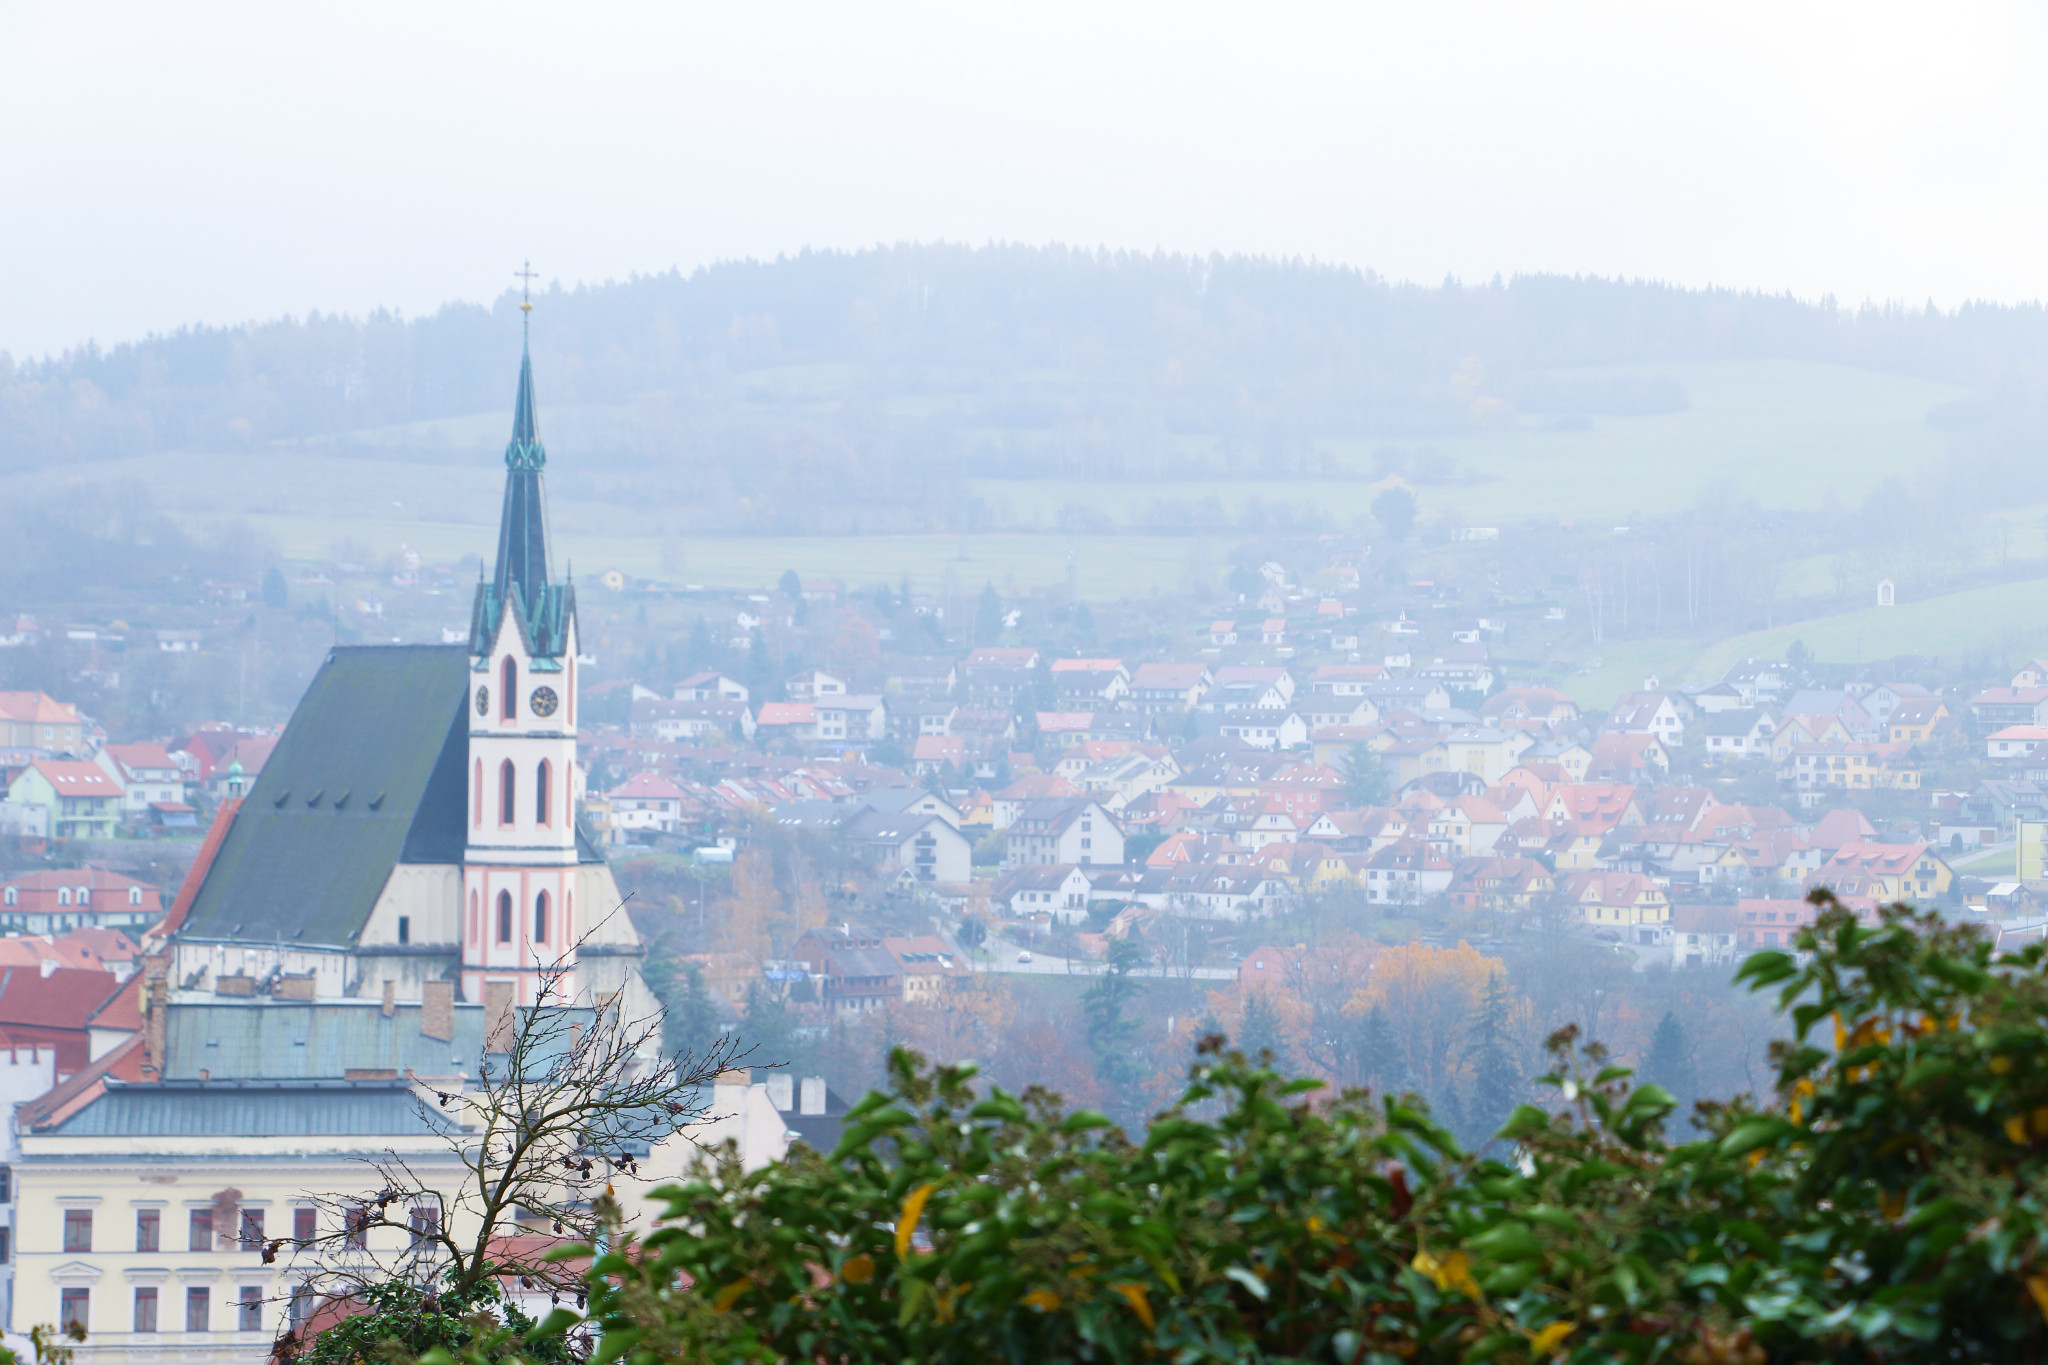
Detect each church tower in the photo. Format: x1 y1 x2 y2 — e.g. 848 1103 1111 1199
461 312 584 1006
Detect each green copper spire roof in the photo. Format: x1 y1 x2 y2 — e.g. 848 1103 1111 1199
473 324 576 660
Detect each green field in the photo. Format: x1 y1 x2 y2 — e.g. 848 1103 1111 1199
972 359 1967 529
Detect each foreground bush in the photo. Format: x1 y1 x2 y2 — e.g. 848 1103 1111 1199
423 896 2048 1363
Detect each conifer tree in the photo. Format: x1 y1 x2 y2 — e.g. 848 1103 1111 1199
1238 989 1292 1071
1644 1008 1699 1123
1463 971 1522 1144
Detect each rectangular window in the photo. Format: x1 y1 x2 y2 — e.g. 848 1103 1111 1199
397 916 410 945
294 1207 317 1243
186 1287 210 1333
0 1227 9 1264
137 1208 161 1252
239 1286 263 1332
409 1206 440 1246
134 1287 158 1333
63 1209 92 1252
60 1288 89 1334
190 1208 214 1251
290 1285 314 1327
345 1208 368 1250
0 1164 9 1201
240 1208 265 1248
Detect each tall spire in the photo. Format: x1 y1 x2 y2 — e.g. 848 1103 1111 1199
476 262 570 656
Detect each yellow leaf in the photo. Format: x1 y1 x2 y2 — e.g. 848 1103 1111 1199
2030 1106 2048 1139
1832 1013 1846 1050
840 1253 875 1285
1530 1320 1576 1355
1021 1289 1060 1312
896 1182 937 1259
1993 1055 2015 1074
2009 1114 2031 1146
1411 1249 1482 1301
712 1279 751 1312
1878 1190 1904 1221
2028 1274 2048 1322
1109 1281 1155 1331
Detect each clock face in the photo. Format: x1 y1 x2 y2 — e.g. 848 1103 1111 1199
529 685 560 718
475 686 490 716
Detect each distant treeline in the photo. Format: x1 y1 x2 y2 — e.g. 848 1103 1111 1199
4 246 2046 515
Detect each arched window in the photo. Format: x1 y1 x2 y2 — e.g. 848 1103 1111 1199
473 758 483 828
535 760 551 826
469 889 479 944
2 887 12 905
501 656 518 721
77 887 89 906
497 890 513 944
534 891 550 944
564 891 573 945
128 886 141 905
500 759 516 825
57 888 70 906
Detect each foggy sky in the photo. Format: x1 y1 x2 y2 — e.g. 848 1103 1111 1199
4 1 2045 360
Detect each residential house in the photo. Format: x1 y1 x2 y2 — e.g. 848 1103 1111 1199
1299 693 1380 732
1886 699 1951 746
1140 864 1292 921
843 810 973 884
1585 733 1669 782
1969 687 2048 732
790 926 906 1013
1988 725 2048 761
884 936 972 1001
1441 727 1537 784
0 868 163 935
97 743 189 819
1478 688 1580 730
959 647 1040 706
1207 666 1296 710
607 771 688 835
785 669 848 700
631 698 755 744
5 760 123 839
1606 691 1688 749
1559 870 1671 941
1814 843 1953 903
1219 709 1309 751
1005 799 1123 868
1446 856 1553 912
1669 904 1740 968
883 656 958 698
1207 621 1239 647
1699 708 1775 760
672 671 750 703
1127 662 1210 713
1770 713 1854 760
1308 664 1386 697
814 694 887 744
991 863 1094 921
992 773 1082 829
1050 658 1130 705
0 691 89 759
754 701 818 745
1424 797 1512 858
1360 838 1454 905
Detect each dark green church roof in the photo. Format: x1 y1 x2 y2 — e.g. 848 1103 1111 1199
180 645 471 948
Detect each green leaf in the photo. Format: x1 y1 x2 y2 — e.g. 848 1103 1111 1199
1223 1266 1268 1300
1500 1104 1553 1138
1062 1109 1114 1134
1719 1118 1792 1157
528 1309 583 1340
1468 1221 1541 1262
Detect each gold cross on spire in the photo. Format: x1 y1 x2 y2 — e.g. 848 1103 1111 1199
515 260 538 325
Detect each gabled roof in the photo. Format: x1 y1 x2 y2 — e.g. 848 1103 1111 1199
0 691 81 725
178 645 485 949
0 965 126 1030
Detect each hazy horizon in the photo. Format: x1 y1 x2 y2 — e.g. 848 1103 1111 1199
6 2 2047 359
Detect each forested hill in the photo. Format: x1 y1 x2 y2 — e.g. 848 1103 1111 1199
4 245 2046 485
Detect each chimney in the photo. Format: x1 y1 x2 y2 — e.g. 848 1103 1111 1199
274 974 317 1001
39 959 57 978
799 1076 826 1115
141 953 168 1079
420 981 454 1042
381 980 396 1018
484 980 515 1054
765 1073 793 1111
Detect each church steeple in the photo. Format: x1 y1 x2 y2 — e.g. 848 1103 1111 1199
491 335 552 602
470 273 575 660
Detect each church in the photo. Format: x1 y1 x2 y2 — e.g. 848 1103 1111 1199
158 328 647 1014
